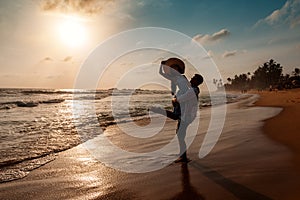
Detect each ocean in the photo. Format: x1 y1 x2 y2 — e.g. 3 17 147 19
0 88 239 182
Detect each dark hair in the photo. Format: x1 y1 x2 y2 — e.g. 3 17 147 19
170 64 181 73
194 74 203 85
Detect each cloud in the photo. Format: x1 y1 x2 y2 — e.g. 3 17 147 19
42 57 53 62
41 56 74 63
40 0 116 15
207 50 214 57
63 56 72 62
203 50 214 59
46 75 57 79
222 50 237 58
193 29 230 45
221 49 247 58
266 2 289 24
254 0 300 28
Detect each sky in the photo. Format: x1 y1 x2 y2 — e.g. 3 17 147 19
0 0 299 89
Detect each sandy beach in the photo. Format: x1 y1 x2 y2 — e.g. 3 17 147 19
1 92 300 200
255 89 300 172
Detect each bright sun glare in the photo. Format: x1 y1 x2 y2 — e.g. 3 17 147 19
58 18 87 47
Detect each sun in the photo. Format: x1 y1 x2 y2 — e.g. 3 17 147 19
58 18 87 47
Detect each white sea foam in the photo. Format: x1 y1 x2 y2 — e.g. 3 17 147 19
0 88 239 181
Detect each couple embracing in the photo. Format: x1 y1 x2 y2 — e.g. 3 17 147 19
151 58 203 163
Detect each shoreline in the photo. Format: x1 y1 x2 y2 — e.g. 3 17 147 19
1 93 300 199
0 91 241 183
254 88 300 171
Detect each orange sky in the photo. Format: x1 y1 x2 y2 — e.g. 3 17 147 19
0 0 299 89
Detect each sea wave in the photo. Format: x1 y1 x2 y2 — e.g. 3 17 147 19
0 154 56 182
0 88 241 182
0 98 65 109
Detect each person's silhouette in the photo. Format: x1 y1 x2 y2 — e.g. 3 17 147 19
152 58 203 162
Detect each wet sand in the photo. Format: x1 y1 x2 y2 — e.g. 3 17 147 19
255 88 300 171
1 94 300 199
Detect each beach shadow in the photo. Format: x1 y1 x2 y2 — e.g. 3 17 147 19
190 162 272 200
170 163 205 200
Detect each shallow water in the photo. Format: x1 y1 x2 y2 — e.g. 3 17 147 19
0 88 239 182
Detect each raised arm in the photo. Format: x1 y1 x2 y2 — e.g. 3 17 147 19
159 64 173 80
159 64 177 94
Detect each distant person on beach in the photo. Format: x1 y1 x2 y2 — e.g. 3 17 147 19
151 58 203 162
